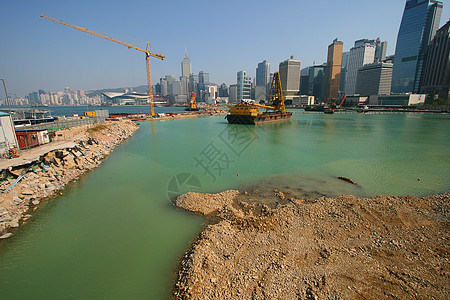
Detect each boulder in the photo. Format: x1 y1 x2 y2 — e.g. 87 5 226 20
0 233 13 239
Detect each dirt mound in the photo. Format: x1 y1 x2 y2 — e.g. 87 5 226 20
173 190 449 299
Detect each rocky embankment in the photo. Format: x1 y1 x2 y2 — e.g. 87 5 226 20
173 189 449 299
0 120 138 238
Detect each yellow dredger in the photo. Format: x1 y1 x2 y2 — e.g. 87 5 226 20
226 72 292 125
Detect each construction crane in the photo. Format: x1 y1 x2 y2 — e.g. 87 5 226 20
41 14 165 116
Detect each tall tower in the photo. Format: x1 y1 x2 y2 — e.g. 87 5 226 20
344 41 376 95
324 39 343 101
279 56 301 102
419 20 450 102
391 0 443 93
255 60 270 102
181 48 191 78
237 71 252 102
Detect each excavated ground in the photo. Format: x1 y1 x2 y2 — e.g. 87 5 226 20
173 188 449 299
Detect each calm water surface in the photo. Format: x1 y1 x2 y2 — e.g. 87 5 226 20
0 111 449 299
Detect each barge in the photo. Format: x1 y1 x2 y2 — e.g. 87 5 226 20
226 72 291 125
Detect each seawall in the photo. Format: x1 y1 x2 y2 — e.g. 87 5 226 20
0 119 139 238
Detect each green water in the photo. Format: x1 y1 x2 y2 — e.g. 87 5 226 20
0 111 449 299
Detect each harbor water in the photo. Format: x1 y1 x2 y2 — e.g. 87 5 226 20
0 111 449 299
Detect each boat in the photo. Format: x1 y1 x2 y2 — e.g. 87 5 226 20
185 88 200 111
323 107 334 114
304 105 325 112
226 72 292 125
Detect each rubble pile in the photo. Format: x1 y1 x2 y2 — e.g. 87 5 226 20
173 190 449 299
0 120 139 237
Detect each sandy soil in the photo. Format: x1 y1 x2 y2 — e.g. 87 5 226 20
173 188 449 299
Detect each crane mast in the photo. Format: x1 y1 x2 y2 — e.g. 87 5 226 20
41 14 165 116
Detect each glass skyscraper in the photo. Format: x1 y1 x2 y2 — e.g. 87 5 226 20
391 0 443 94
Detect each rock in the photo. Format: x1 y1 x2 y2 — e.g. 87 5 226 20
9 222 19 228
22 189 34 195
337 176 358 185
0 233 13 239
32 200 40 205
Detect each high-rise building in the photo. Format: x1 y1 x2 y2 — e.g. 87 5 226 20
279 56 301 101
356 62 393 96
339 51 350 94
344 41 376 95
255 60 270 102
229 84 238 103
199 71 209 84
324 39 343 101
181 50 191 78
219 83 229 97
300 64 326 100
391 0 443 93
256 60 270 86
419 20 449 102
28 92 40 105
237 71 252 102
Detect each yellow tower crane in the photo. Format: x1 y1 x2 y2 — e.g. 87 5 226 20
41 14 165 116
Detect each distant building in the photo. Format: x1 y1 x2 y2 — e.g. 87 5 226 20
339 51 350 94
391 0 443 93
256 60 270 102
199 71 210 85
279 56 301 102
292 95 315 106
181 51 191 78
229 84 238 103
189 73 198 95
356 62 393 96
344 41 376 95
102 92 150 105
354 38 387 62
237 71 252 102
324 39 343 101
419 20 449 102
368 94 426 106
28 92 40 106
219 83 229 97
300 64 326 101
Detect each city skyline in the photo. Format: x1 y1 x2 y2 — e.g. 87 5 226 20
1 0 449 97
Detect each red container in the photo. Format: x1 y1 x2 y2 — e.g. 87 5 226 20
15 131 40 149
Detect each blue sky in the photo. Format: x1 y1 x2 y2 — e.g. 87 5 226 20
1 0 449 97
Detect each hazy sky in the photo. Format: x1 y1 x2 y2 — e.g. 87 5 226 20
1 0 449 97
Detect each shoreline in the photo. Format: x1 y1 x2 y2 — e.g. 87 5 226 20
0 119 139 238
172 189 449 299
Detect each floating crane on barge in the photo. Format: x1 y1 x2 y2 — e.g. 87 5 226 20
185 87 200 111
226 72 292 125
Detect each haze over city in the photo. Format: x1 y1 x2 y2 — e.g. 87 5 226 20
1 0 449 97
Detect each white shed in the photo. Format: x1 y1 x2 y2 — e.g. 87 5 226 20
0 112 19 157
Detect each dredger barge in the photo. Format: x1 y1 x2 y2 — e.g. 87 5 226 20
226 72 292 125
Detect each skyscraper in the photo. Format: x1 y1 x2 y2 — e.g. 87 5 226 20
255 60 270 102
279 56 301 101
344 41 376 95
198 71 209 84
391 0 443 93
181 50 191 78
256 60 270 86
324 39 343 101
356 62 393 96
300 64 326 100
237 71 252 102
419 20 449 102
